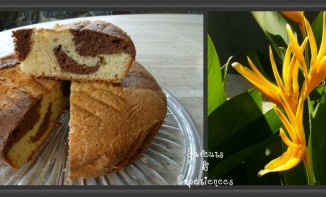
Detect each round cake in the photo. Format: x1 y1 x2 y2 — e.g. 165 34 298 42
6 20 168 181
69 61 167 180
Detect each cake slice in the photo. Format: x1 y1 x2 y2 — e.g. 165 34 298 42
0 54 67 169
12 20 136 83
69 61 167 180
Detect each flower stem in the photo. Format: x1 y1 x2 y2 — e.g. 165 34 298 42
304 156 315 185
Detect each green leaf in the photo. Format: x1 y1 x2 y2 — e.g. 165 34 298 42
212 110 274 163
208 88 262 152
252 11 291 60
266 32 288 60
310 93 326 185
221 56 233 87
303 98 312 144
209 134 279 179
246 149 282 185
250 87 263 112
266 32 288 49
208 35 227 115
251 11 290 43
308 129 315 184
282 162 307 185
310 86 325 110
222 163 249 184
208 94 282 178
264 108 283 130
209 107 282 169
312 12 323 50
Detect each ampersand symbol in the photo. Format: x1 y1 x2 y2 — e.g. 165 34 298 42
202 160 209 171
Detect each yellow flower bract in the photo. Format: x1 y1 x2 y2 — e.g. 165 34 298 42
232 11 326 176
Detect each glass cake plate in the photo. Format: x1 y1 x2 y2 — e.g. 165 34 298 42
0 89 203 185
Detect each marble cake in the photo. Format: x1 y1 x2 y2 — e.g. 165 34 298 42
0 54 67 169
12 20 136 83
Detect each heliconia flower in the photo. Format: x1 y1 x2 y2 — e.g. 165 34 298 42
281 11 305 33
258 144 307 176
232 40 306 114
258 98 308 176
286 24 309 79
285 12 326 98
300 12 326 98
232 17 311 177
231 11 326 179
231 59 282 107
281 11 304 24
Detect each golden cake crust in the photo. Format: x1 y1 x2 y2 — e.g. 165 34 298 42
0 54 67 168
69 61 167 179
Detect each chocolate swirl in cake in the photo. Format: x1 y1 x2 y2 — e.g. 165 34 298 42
30 104 52 143
13 21 136 76
0 54 67 169
54 46 100 74
0 91 41 160
12 29 33 61
68 21 136 57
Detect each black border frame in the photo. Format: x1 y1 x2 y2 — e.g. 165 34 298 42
1 186 326 196
0 0 321 7
0 0 326 10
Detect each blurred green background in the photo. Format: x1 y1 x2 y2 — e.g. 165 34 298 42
208 12 318 71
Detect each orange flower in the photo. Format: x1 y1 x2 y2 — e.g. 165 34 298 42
232 11 326 180
281 11 305 32
286 12 326 98
258 98 307 176
301 12 326 98
232 12 315 176
232 43 308 175
232 38 307 114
